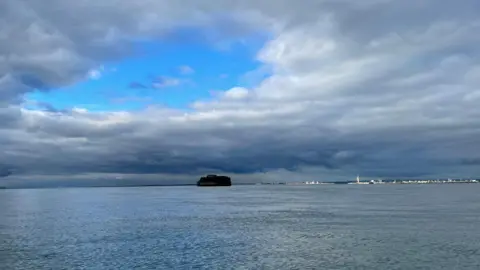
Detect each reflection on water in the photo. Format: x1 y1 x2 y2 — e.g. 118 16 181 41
1 185 480 269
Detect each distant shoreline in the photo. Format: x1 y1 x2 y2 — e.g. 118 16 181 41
1 180 478 189
0 183 256 190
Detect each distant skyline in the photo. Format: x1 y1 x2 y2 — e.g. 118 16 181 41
1 0 480 186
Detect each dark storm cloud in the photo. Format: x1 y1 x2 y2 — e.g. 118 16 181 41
0 165 14 177
0 0 480 183
4 105 476 179
460 158 480 166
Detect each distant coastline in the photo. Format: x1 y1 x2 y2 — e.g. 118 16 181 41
261 178 480 185
0 183 256 190
1 179 479 189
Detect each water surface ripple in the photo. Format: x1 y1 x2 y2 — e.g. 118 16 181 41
1 184 480 269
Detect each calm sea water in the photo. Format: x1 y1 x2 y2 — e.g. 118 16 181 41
1 184 480 269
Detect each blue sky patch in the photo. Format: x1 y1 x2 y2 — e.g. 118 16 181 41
25 32 270 112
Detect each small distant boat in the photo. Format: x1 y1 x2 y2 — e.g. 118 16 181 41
197 175 232 187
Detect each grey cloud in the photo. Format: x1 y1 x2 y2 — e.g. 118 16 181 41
0 166 13 177
461 158 480 166
1 0 480 185
3 102 478 180
128 82 148 89
0 106 23 129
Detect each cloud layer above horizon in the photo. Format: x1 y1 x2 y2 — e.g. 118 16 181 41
1 0 480 184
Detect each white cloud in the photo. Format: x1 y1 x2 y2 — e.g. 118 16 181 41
87 69 102 80
178 65 195 75
151 76 181 88
223 87 250 100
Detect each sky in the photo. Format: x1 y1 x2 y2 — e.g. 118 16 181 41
1 0 480 187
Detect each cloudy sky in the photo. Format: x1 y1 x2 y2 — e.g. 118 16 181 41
1 0 480 186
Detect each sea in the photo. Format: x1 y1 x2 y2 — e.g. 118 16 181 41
1 184 480 269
